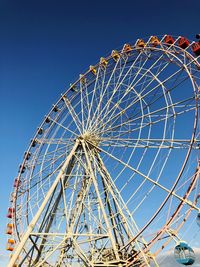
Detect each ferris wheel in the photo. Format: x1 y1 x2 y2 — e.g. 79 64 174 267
6 34 200 267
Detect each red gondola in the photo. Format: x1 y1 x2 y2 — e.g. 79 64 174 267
178 37 190 49
7 208 15 219
192 42 200 56
164 35 175 46
13 178 21 188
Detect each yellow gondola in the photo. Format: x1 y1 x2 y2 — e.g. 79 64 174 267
136 39 146 48
150 36 160 47
6 223 14 235
122 43 132 54
6 239 15 251
111 50 120 61
80 74 86 85
69 83 78 92
100 57 108 68
9 192 17 203
89 65 97 75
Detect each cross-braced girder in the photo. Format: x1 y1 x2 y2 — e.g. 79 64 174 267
9 138 151 267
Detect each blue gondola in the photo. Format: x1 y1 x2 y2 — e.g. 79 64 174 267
174 241 195 265
196 212 200 227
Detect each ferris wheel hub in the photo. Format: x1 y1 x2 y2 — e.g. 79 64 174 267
80 132 100 147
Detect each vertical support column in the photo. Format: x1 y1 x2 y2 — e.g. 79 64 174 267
8 140 80 267
81 140 120 262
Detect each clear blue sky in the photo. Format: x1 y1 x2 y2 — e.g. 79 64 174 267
0 0 199 264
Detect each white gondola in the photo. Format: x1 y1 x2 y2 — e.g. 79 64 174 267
196 212 200 227
174 241 195 265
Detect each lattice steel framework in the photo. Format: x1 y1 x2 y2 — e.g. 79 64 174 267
7 35 200 267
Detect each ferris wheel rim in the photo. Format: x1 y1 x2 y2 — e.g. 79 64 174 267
8 34 200 266
15 38 200 234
